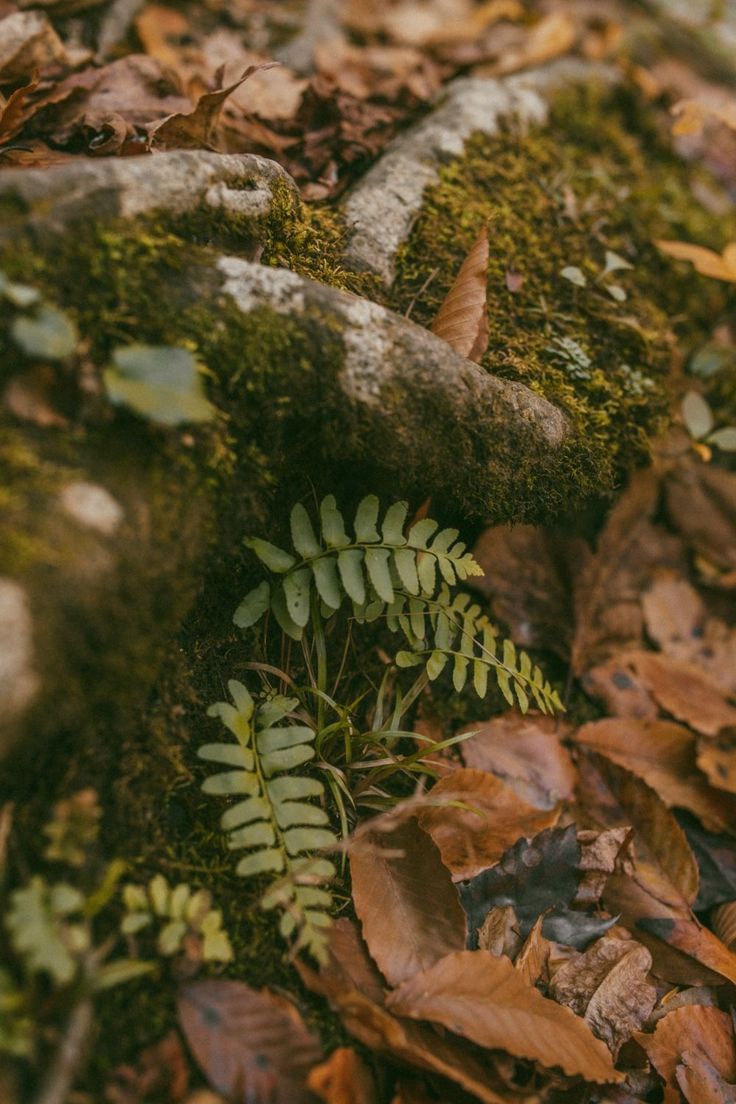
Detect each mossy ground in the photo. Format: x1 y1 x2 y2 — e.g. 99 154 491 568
2 80 736 1088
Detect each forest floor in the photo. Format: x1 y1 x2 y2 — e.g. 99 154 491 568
2 1 736 1103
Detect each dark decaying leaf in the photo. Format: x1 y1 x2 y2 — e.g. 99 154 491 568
549 936 657 1058
460 712 575 810
416 768 558 879
386 950 622 1083
349 818 466 987
675 811 736 910
178 980 322 1103
459 824 617 950
430 227 489 362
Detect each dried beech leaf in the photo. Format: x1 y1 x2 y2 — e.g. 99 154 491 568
494 11 578 75
470 524 574 660
549 937 657 1058
386 950 621 1083
676 1049 736 1104
638 1005 736 1103
664 459 736 574
514 913 551 986
573 718 736 833
629 651 736 736
151 63 278 149
572 468 685 675
576 827 633 906
697 733 736 795
350 818 466 987
575 751 699 905
430 227 489 362
477 904 521 958
581 654 659 718
712 901 736 951
307 1047 379 1104
655 240 736 282
178 980 322 1103
460 713 575 811
677 814 736 911
417 768 558 879
296 933 510 1104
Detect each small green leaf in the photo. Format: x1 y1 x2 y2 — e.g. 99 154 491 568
427 651 448 680
283 567 312 628
12 305 78 360
417 553 437 595
320 495 349 548
408 518 439 548
94 959 154 991
245 538 296 573
354 495 381 542
382 501 408 544
104 345 213 425
605 283 627 302
393 548 419 593
235 850 284 877
603 250 634 275
312 554 342 610
4 283 41 308
337 548 365 604
283 827 336 855
221 797 269 830
233 581 271 628
395 650 423 668
290 503 321 557
560 266 586 287
365 547 394 603
261 744 314 776
270 585 303 641
202 771 257 795
682 390 715 440
707 426 736 451
473 660 488 698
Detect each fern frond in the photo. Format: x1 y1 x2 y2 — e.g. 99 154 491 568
199 681 337 962
395 587 564 715
234 496 483 640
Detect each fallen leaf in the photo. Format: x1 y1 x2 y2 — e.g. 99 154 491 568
628 652 736 737
573 718 736 833
677 1048 736 1104
676 813 736 910
349 818 466 987
0 76 40 143
104 1031 189 1104
386 950 622 1083
664 459 736 576
494 12 577 75
430 227 489 362
576 827 633 906
697 732 736 794
151 63 279 150
638 1005 736 1104
460 712 575 810
477 904 521 958
0 11 68 81
417 768 558 879
307 1048 379 1104
178 980 322 1103
581 654 659 719
513 913 551 986
549 937 657 1058
470 523 574 661
672 98 736 138
459 824 617 950
656 240 736 282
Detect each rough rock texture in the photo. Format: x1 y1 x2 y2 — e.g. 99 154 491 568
341 60 617 284
0 150 298 246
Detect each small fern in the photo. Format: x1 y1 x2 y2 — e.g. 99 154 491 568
200 681 337 963
234 495 482 639
393 587 562 714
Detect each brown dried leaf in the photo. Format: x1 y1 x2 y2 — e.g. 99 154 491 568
712 902 736 950
104 1031 189 1104
664 459 736 575
581 654 659 719
349 818 466 987
0 75 39 143
477 904 521 958
178 981 322 1103
638 1005 736 1103
575 751 699 905
460 713 575 810
629 651 736 736
656 240 736 282
573 718 736 833
677 1049 736 1104
470 524 574 660
151 63 278 150
0 11 68 81
549 937 657 1058
572 468 685 675
430 227 489 362
417 768 558 878
386 950 622 1083
576 827 633 906
307 1048 379 1104
494 11 578 75
513 913 551 987
697 733 736 795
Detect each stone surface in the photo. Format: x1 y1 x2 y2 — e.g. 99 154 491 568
0 150 298 245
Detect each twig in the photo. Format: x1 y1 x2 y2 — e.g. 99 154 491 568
33 996 94 1104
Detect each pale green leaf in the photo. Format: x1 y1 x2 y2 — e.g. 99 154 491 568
271 585 303 641
158 920 187 955
260 744 315 776
312 554 342 609
473 660 488 698
395 650 423 668
245 538 296 574
221 796 269 830
268 776 324 801
682 391 715 440
283 567 312 628
197 743 254 769
408 518 439 548
427 651 448 680
337 548 365 604
103 344 213 424
320 495 349 547
233 581 271 628
258 724 315 753
12 305 78 360
354 495 381 542
393 547 419 593
560 265 586 287
365 547 394 603
382 501 408 544
417 552 437 595
235 849 284 877
708 426 736 451
283 827 337 855
273 802 329 828
290 503 321 557
228 821 276 849
453 653 469 691
93 959 154 991
202 770 258 795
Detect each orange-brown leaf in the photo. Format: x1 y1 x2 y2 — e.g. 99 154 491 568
307 1047 379 1104
430 227 489 362
638 1005 736 1103
386 950 621 1083
656 240 736 282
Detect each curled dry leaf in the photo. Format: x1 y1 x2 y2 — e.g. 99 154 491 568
549 937 657 1058
349 818 466 987
430 227 489 363
460 712 575 810
513 913 551 987
307 1047 379 1104
576 827 633 906
386 950 621 1084
677 1048 736 1104
573 718 736 833
417 768 558 879
697 732 736 795
638 1005 736 1104
151 63 280 149
178 980 322 1103
627 652 736 737
655 240 736 282
470 524 574 661
477 904 521 958
493 11 578 75
711 901 736 951
0 11 69 81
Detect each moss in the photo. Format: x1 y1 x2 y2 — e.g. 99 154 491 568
389 84 736 495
